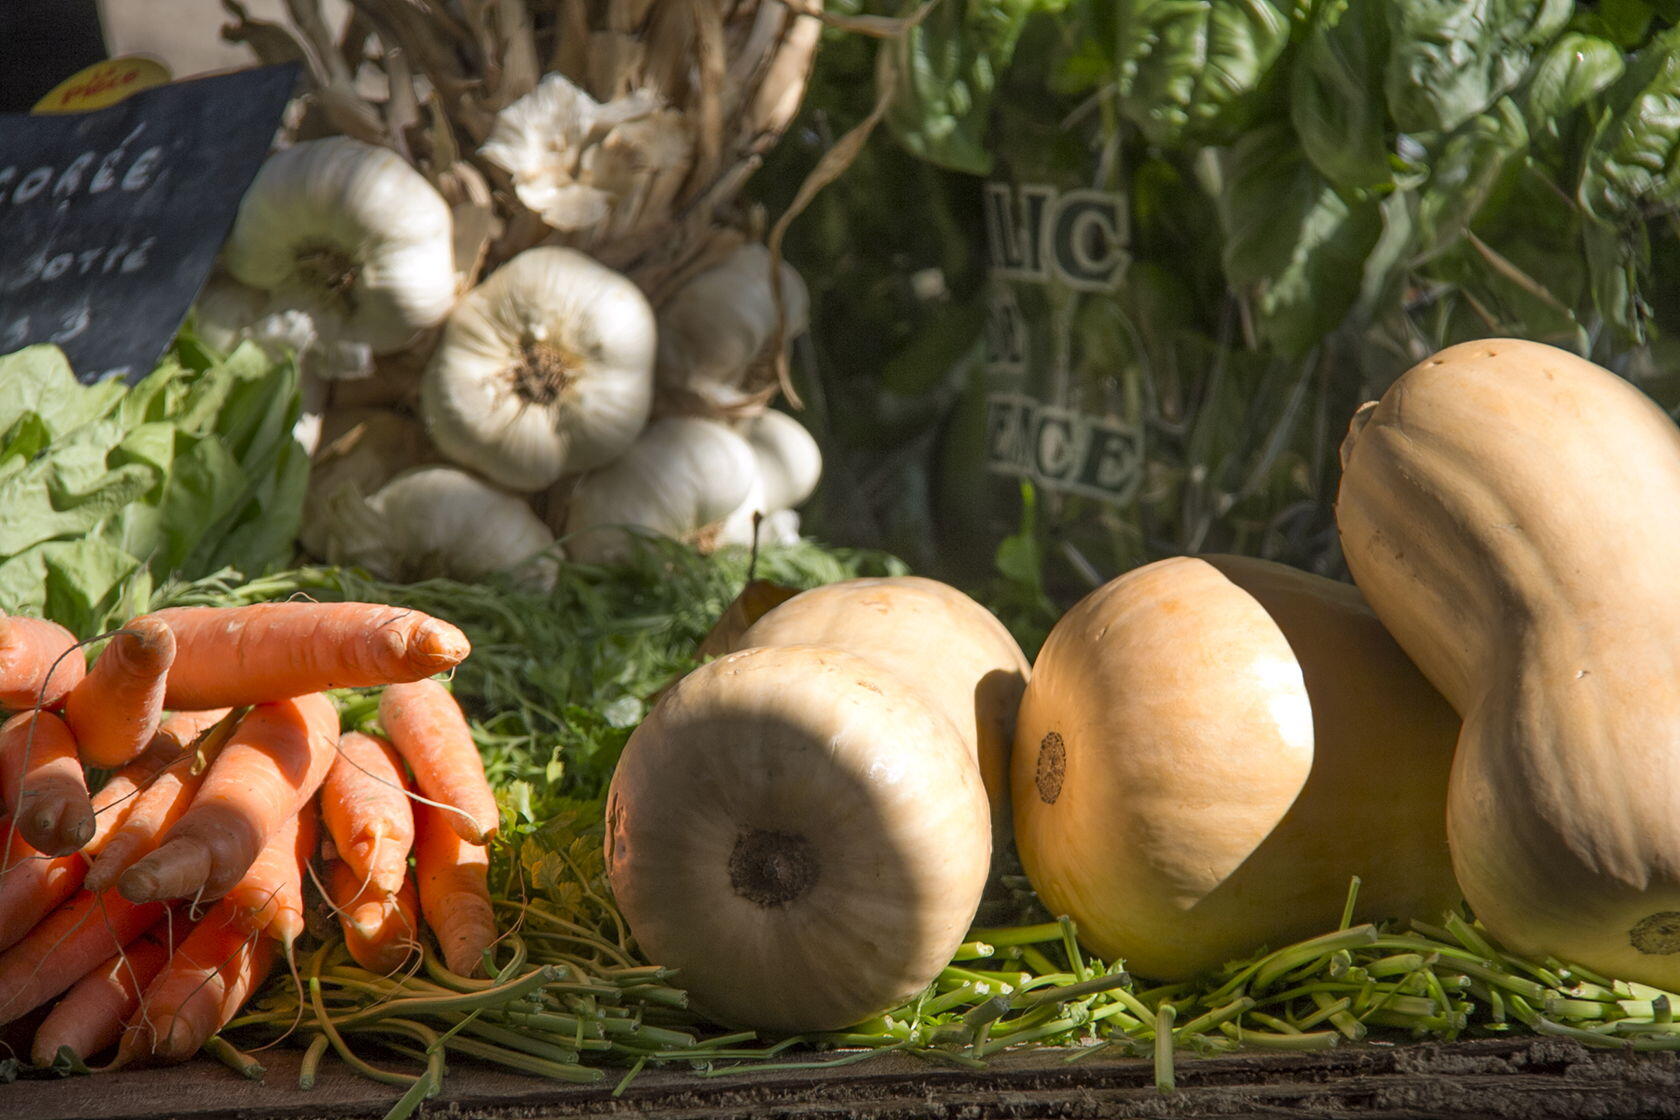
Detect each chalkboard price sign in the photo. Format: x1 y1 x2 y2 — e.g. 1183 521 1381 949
0 64 298 383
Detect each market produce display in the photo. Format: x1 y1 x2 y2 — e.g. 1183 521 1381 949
14 1 1680 1117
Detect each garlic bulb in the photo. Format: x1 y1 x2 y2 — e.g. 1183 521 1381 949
478 73 693 238
301 407 438 562
194 274 374 381
421 247 656 492
744 409 822 512
714 470 775 552
709 412 820 552
223 137 456 360
320 465 558 588
293 369 329 457
717 503 803 553
656 245 809 409
561 417 759 563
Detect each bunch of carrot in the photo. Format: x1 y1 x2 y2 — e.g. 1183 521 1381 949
0 602 505 1072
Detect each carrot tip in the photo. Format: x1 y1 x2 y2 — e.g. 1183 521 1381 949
413 619 471 670
155 1023 198 1064
447 815 494 846
108 1027 148 1071
119 839 211 903
83 860 116 894
64 809 95 849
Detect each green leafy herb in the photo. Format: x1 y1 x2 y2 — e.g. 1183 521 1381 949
1217 123 1383 356
885 0 1072 175
1580 29 1680 224
1292 0 1393 190
1523 31 1625 126
1383 0 1571 134
0 339 305 637
1117 0 1293 148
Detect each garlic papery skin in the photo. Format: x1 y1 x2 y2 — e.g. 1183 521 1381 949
194 274 375 382
315 408 436 489
301 407 438 562
294 370 329 457
715 470 774 551
707 411 819 553
744 409 822 512
320 465 559 589
655 245 809 409
223 137 456 358
421 247 656 492
718 502 804 553
478 73 691 237
561 417 759 564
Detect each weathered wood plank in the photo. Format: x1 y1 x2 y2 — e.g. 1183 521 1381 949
7 1036 1680 1119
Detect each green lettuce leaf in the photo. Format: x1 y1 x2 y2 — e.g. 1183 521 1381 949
1580 30 1680 224
885 0 1069 175
1292 0 1392 189
1384 0 1572 134
0 337 304 636
1218 122 1383 355
1118 0 1294 146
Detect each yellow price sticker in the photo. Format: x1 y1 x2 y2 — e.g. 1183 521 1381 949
33 57 172 115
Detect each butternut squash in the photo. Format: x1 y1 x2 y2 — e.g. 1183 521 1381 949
1012 554 1460 980
604 644 991 1031
737 576 1029 840
1337 337 1680 987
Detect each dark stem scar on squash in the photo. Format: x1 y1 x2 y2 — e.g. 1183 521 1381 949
729 828 818 907
1630 912 1680 954
1036 731 1065 805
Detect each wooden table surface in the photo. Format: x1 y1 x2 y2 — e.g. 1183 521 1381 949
8 1035 1680 1119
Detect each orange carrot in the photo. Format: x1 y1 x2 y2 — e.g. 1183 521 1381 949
118 694 338 903
0 817 83 952
64 619 176 769
116 899 276 1066
83 709 237 887
149 708 234 759
0 710 94 855
225 805 316 948
85 758 206 895
0 888 165 1025
83 711 238 894
379 680 498 844
85 733 193 854
414 802 494 977
321 731 413 896
325 860 420 975
0 616 85 711
0 731 193 951
138 603 470 710
31 932 172 1066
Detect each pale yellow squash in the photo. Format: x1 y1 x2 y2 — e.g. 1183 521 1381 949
1012 554 1460 980
1337 337 1680 987
738 576 1029 839
604 644 991 1031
